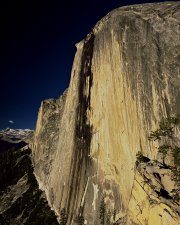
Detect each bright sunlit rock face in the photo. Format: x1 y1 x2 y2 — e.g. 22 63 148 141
32 2 180 224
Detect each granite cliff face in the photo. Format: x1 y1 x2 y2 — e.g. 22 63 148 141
32 2 180 224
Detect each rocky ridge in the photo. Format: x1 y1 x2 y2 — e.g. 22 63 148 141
0 129 58 225
0 128 33 154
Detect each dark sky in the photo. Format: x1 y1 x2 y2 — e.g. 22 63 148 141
0 0 173 130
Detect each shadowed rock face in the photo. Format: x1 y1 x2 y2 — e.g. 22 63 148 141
31 90 68 185
32 2 180 224
0 143 58 225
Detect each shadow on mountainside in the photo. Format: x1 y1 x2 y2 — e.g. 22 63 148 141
0 143 58 225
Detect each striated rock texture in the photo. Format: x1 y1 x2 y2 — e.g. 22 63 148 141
32 2 180 225
127 161 180 225
31 90 67 184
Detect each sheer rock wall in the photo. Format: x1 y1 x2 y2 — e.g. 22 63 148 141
32 2 180 224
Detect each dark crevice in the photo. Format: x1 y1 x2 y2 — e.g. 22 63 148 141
153 172 161 181
155 188 172 200
159 164 171 169
66 32 95 221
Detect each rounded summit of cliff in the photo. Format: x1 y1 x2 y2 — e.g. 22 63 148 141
32 2 180 224
89 2 180 34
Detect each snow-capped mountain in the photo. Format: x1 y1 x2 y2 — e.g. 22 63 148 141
0 128 33 143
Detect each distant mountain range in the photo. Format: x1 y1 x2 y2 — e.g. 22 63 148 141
0 128 33 153
0 128 33 142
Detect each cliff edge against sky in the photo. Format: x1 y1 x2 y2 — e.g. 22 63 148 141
32 2 180 224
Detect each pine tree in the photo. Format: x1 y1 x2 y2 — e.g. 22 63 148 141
59 208 68 225
148 115 180 202
99 197 106 225
106 210 111 225
74 214 85 225
113 209 116 223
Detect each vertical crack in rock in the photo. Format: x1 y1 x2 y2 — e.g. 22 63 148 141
66 32 95 222
31 2 180 224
